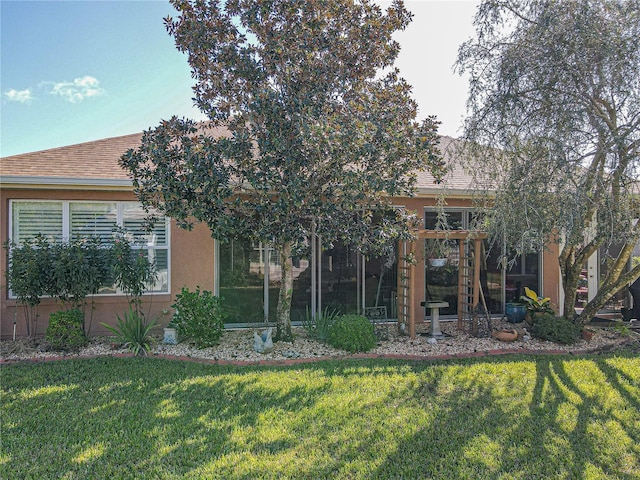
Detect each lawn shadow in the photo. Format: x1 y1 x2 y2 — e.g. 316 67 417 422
373 354 640 479
2 354 639 479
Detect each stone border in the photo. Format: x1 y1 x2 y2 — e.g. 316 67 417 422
2 338 636 367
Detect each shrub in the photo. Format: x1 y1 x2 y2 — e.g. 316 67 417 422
531 313 580 344
328 314 377 353
4 235 53 337
45 309 87 351
101 308 157 356
5 235 111 337
171 286 226 348
302 307 341 342
110 231 157 313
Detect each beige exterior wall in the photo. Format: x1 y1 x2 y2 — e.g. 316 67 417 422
1 187 561 339
0 188 214 339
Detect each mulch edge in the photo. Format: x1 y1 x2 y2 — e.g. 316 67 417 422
1 337 637 367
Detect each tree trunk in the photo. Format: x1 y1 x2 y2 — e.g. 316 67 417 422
274 242 294 343
560 253 581 322
577 252 640 326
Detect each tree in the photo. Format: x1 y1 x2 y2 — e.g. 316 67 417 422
456 0 640 325
120 0 444 341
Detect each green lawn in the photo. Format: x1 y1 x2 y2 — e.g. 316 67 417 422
1 353 639 479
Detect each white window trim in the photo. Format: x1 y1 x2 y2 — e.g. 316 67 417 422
8 199 170 297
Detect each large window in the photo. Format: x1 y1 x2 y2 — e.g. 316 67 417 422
9 200 169 294
217 233 399 325
219 240 311 325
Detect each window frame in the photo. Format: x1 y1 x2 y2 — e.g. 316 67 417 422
8 199 170 297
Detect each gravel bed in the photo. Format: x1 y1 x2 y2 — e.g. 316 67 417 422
2 319 635 363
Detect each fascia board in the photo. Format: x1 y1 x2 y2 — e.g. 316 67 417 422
1 176 133 190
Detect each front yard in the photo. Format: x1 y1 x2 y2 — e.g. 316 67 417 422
1 353 639 479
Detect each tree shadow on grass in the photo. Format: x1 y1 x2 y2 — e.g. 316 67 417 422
2 354 639 479
2 357 431 479
373 354 640 479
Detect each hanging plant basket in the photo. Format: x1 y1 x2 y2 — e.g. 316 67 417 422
429 258 447 267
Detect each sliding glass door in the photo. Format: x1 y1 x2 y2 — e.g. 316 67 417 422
218 238 398 325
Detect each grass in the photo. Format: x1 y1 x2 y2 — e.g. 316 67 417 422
1 352 639 479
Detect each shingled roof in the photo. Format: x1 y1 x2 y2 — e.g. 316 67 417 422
1 130 477 194
1 133 143 189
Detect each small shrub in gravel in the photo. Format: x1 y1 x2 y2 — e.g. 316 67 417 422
171 286 226 348
45 309 87 351
302 307 341 342
531 313 580 344
328 314 377 353
102 308 157 356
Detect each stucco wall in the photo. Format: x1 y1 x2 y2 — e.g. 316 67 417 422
0 188 214 338
1 187 562 339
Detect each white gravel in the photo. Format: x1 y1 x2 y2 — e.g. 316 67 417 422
2 319 635 363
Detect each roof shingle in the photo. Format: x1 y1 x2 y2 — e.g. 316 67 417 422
1 130 476 194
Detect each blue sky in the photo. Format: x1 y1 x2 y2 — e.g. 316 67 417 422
1 0 478 157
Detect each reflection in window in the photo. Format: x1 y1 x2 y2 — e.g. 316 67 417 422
219 240 311 324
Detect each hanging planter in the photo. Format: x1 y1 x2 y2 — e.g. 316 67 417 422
429 258 447 268
425 238 450 268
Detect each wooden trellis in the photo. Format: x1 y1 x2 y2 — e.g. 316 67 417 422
398 230 488 339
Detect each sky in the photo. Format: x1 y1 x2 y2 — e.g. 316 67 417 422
1 0 479 157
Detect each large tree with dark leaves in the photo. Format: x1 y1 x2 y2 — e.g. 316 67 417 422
121 0 443 341
456 0 640 324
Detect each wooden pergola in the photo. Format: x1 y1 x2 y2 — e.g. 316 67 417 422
397 230 489 339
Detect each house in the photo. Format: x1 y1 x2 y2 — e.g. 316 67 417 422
1 133 567 338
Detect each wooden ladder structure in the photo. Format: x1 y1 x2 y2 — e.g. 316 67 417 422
396 240 414 336
457 240 480 330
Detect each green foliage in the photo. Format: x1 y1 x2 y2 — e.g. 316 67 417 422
457 0 640 323
4 236 111 336
520 286 553 314
328 314 377 353
4 236 52 307
302 306 341 343
48 237 111 309
171 286 226 348
45 309 87 351
4 236 52 336
110 230 157 312
611 322 632 337
101 308 157 356
531 313 580 345
121 0 443 340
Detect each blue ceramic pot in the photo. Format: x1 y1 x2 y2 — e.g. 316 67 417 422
505 303 527 323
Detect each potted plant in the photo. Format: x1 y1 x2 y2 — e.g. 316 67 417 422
425 238 450 268
520 287 553 324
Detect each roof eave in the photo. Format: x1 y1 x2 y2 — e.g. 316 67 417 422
1 176 133 191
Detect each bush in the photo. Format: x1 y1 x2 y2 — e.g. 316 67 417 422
328 314 377 353
101 308 157 356
171 286 226 348
45 309 87 351
302 307 341 342
531 313 580 344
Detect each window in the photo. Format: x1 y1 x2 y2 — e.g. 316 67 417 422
9 200 169 294
11 201 63 243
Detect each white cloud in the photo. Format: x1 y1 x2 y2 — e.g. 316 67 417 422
4 88 33 104
50 76 106 103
